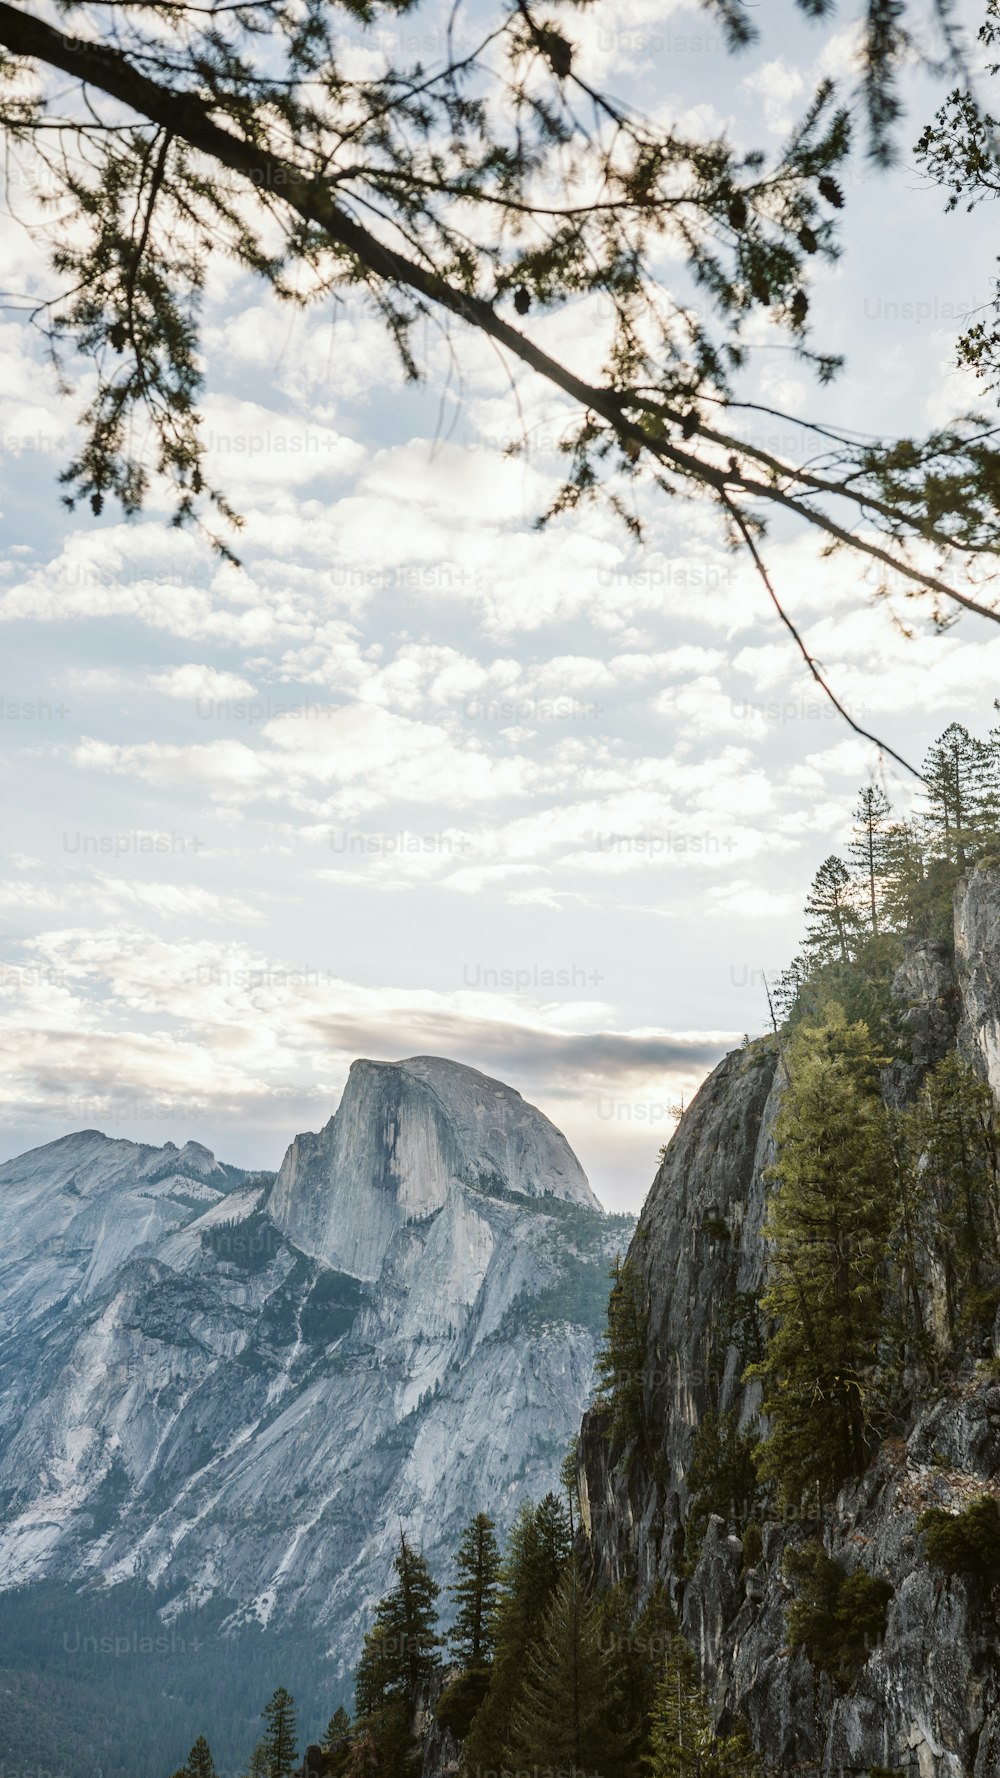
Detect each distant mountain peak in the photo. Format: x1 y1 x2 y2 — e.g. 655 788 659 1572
269 1053 599 1278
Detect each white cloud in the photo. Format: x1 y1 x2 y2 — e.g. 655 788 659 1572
741 58 807 134
148 664 258 702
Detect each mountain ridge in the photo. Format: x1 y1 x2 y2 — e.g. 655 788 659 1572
0 1053 628 1778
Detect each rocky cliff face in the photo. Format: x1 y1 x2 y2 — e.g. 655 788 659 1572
579 864 1000 1778
268 1054 599 1278
956 866 1000 1100
0 1058 624 1718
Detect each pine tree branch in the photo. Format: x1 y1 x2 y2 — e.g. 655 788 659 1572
0 1 997 634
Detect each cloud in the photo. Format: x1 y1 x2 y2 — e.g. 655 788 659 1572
741 58 807 134
0 925 734 1210
148 665 258 702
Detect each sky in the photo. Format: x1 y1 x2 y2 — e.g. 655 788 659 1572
1 0 998 1210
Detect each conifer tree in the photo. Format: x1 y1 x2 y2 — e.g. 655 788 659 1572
802 856 860 966
750 1013 894 1505
449 1513 502 1669
323 1707 353 1777
386 1534 442 1701
354 1536 441 1777
647 1636 714 1777
921 722 992 868
354 1626 418 1775
684 1409 760 1567
561 1437 581 1539
984 723 1000 837
462 1495 571 1775
354 1621 394 1725
185 1739 217 1778
509 1555 627 1775
879 818 927 935
848 784 893 936
595 1254 650 1453
596 1582 679 1771
531 1493 572 1583
884 1107 935 1380
772 955 805 1024
240 1743 268 1778
260 1689 298 1778
647 1637 759 1777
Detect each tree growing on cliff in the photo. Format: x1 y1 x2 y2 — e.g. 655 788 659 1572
848 785 893 937
594 1255 650 1457
921 723 995 870
684 1408 761 1571
750 1014 894 1505
784 1543 893 1691
802 857 860 968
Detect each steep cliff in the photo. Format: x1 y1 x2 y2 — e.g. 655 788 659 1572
579 863 1000 1778
268 1054 599 1277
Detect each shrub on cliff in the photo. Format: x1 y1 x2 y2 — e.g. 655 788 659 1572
919 1495 1000 1591
784 1544 893 1691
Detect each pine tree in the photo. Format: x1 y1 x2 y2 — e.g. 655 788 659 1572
185 1739 217 1778
323 1707 353 1777
240 1743 268 1778
803 856 861 966
354 1536 441 1777
750 1013 894 1505
922 721 992 868
596 1582 679 1771
355 1621 394 1725
532 1492 572 1584
771 955 805 1024
647 1636 714 1777
684 1409 760 1568
509 1556 627 1775
884 1106 935 1380
594 1254 649 1453
647 1637 759 1777
847 784 893 936
449 1513 502 1668
560 1437 580 1539
462 1495 571 1775
879 818 928 934
260 1690 298 1778
385 1534 442 1700
984 723 1000 838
